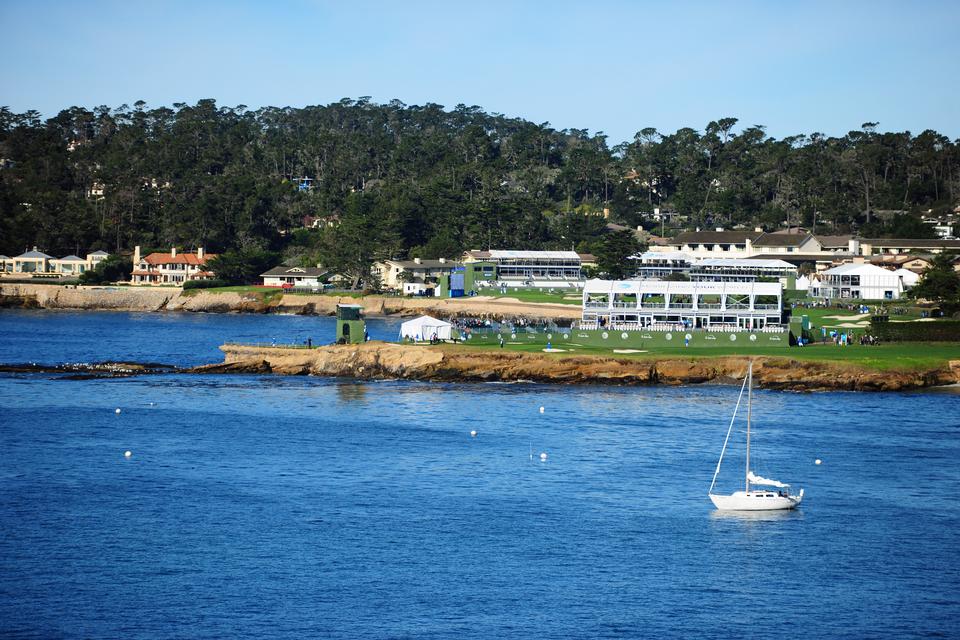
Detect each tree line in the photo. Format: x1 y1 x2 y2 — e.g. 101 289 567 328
1 99 957 279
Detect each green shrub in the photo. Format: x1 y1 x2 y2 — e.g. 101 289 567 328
182 279 228 290
869 317 960 342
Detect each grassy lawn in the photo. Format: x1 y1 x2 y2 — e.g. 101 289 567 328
181 285 285 302
182 285 366 299
447 340 960 371
482 287 582 305
789 303 928 329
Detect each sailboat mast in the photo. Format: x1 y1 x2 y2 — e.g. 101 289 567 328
745 362 752 493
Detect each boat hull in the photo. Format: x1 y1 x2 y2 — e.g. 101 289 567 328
710 490 802 511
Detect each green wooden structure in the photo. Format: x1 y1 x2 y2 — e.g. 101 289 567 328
336 304 366 344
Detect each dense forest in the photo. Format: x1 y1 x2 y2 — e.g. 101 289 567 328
1 98 957 279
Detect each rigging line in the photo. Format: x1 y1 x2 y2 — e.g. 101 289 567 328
709 366 749 495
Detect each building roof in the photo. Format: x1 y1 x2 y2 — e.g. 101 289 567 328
823 263 899 276
752 233 816 248
16 250 54 259
260 266 328 277
750 252 851 263
89 250 109 256
143 251 214 266
870 254 932 265
0 255 9 260
696 258 797 269
814 235 854 249
672 231 762 245
383 259 456 269
860 238 960 249
636 251 693 262
488 250 582 260
57 255 86 262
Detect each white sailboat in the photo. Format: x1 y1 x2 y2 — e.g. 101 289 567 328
709 361 803 511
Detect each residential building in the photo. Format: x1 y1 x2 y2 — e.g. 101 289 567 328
50 255 89 276
260 266 328 288
810 263 912 301
11 248 54 274
751 233 823 255
858 238 960 255
372 258 458 291
130 246 217 285
869 254 933 274
3 248 111 278
656 230 762 259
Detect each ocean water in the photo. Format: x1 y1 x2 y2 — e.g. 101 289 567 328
1 311 959 639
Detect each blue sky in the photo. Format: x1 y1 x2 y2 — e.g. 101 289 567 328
1 0 957 143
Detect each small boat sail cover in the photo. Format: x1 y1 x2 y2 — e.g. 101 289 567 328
748 471 789 488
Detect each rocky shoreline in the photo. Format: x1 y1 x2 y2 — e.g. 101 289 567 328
0 283 578 321
204 342 958 392
5 343 947 393
4 342 956 391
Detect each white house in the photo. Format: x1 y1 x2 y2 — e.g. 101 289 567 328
811 263 912 301
260 266 328 288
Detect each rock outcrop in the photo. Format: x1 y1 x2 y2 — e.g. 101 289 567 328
204 342 960 392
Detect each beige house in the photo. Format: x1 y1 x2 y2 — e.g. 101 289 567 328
2 248 111 278
131 246 217 285
11 248 55 274
372 258 456 290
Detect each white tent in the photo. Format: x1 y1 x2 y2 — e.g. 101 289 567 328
893 268 920 287
399 315 454 341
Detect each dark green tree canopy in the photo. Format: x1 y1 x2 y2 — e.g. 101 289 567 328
1 100 957 280
910 252 960 316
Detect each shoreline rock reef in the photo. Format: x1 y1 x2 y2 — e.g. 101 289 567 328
0 283 578 321
3 343 956 391
201 342 960 392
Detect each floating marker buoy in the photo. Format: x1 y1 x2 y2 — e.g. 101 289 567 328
470 430 478 437
815 459 822 465
539 406 545 414
115 408 121 414
540 452 548 461
124 450 132 458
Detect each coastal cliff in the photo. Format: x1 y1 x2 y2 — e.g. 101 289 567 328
0 283 578 320
200 342 960 392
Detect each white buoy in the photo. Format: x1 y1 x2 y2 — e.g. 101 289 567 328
539 406 545 414
815 458 822 465
115 408 121 414
470 430 478 437
540 452 548 461
124 450 132 458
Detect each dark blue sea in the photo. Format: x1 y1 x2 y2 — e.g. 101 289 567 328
1 310 959 639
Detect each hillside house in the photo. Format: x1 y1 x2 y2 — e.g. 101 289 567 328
131 246 217 285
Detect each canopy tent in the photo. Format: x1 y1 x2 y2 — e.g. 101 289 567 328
399 315 454 341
